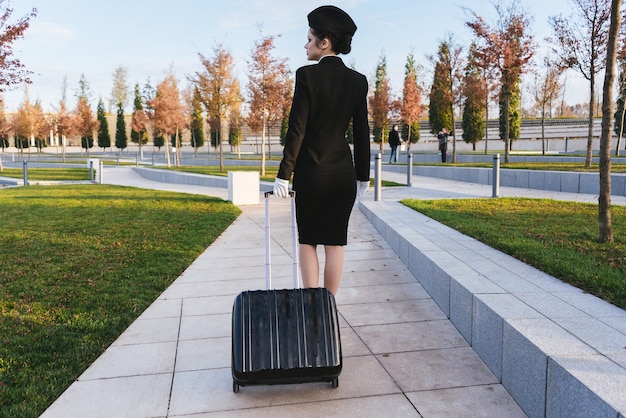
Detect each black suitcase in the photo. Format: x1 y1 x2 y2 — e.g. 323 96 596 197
231 192 342 393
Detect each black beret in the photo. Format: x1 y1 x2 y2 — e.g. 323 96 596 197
307 5 357 36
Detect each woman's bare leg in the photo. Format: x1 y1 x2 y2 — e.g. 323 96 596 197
323 245 344 295
299 244 319 288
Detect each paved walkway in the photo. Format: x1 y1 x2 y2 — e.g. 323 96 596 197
41 166 625 417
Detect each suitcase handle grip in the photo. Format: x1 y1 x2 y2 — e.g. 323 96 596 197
264 190 296 198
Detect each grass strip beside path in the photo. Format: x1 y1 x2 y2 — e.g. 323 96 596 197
402 198 626 310
0 168 92 181
0 185 241 417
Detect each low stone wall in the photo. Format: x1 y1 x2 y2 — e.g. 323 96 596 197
384 164 626 197
133 167 274 193
359 200 626 418
134 167 229 188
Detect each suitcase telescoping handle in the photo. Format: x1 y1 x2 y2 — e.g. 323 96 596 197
264 191 299 290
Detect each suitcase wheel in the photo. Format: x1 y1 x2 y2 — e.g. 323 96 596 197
233 381 240 393
332 377 339 388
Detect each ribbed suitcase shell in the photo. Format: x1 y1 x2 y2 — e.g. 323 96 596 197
231 287 342 388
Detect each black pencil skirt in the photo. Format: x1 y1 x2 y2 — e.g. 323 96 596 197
292 172 357 246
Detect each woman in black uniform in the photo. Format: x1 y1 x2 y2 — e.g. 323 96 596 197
273 5 370 295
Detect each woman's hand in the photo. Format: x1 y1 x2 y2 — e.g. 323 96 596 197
357 180 369 197
273 178 290 198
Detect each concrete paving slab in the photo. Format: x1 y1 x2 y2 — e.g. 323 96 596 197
334 282 430 304
406 385 527 418
189 394 421 417
40 373 173 418
181 295 235 316
377 347 499 392
355 320 468 354
80 341 177 380
339 298 448 327
112 316 180 346
175 337 231 371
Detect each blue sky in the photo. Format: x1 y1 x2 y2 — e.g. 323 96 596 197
5 0 588 113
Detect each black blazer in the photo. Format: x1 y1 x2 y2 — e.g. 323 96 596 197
277 56 370 182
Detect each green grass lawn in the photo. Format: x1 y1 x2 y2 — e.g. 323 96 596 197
0 168 93 181
0 185 241 417
402 198 626 310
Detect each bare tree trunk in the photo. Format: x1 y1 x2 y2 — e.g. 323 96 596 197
541 107 546 155
504 92 511 164
175 127 181 167
164 131 171 168
268 125 272 161
451 102 457 163
484 76 489 155
219 118 224 172
260 114 266 177
617 105 625 157
586 73 596 168
407 125 412 153
598 0 620 243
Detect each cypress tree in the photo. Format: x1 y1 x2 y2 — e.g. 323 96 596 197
115 103 127 150
429 42 453 135
499 82 521 147
462 46 486 151
190 88 205 151
154 134 164 150
131 83 148 146
96 98 111 151
370 53 390 146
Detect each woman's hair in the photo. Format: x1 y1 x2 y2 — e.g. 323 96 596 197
311 27 352 55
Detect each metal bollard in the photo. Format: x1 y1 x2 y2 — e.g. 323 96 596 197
492 153 500 198
99 160 104 184
22 160 28 186
90 160 94 182
406 153 413 187
375 153 382 201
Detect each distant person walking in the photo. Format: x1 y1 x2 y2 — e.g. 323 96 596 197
388 124 400 163
437 128 449 163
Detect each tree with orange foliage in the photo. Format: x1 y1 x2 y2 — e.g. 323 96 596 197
467 2 535 163
31 100 48 152
147 73 186 167
193 45 242 172
0 2 37 90
72 74 99 158
13 98 33 154
401 52 423 152
0 96 10 154
73 98 98 158
247 33 291 175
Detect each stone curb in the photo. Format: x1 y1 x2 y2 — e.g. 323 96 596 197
359 200 626 418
